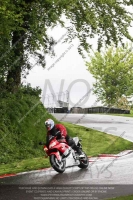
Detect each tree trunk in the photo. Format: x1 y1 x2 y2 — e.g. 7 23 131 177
6 31 24 93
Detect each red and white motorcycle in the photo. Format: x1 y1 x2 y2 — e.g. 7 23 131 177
39 136 89 173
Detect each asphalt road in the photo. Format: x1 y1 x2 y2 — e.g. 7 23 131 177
1 153 133 199
53 113 133 142
1 113 133 199
1 152 133 185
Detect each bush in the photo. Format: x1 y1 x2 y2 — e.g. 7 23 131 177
0 85 57 164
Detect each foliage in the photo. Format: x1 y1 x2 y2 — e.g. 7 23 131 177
115 96 131 110
19 84 42 96
86 44 133 107
1 122 133 175
0 0 133 91
0 86 58 164
1 0 133 167
1 0 133 52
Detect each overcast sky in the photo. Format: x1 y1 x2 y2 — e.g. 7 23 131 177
23 21 133 109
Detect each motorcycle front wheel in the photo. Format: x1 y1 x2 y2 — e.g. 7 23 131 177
78 152 89 169
50 154 66 173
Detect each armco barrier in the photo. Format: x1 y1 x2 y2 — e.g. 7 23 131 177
70 106 130 114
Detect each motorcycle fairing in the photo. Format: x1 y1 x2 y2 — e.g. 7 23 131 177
49 140 69 153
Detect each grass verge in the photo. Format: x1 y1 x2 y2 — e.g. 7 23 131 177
0 122 133 176
107 194 133 200
95 110 133 117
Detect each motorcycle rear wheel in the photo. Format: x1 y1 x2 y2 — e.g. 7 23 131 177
50 154 66 173
78 152 89 169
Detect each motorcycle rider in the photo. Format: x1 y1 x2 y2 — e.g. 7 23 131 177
45 118 84 158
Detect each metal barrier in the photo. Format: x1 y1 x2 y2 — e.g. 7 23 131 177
70 106 130 114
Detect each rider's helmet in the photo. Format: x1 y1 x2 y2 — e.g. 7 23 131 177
45 119 55 131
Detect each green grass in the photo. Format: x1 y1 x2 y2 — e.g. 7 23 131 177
63 122 133 156
107 194 133 200
0 122 133 176
1 86 133 200
0 157 50 175
95 110 133 117
0 88 133 178
0 91 58 165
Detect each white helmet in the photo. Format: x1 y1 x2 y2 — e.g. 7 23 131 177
45 119 55 131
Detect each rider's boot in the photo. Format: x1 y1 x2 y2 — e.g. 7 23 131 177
73 144 84 158
76 148 85 158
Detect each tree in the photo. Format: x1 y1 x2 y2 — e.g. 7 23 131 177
86 44 133 107
1 0 133 92
115 96 131 110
